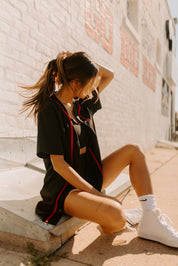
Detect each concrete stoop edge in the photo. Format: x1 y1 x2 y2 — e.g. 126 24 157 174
0 171 130 253
1 137 177 253
0 136 131 253
156 139 178 150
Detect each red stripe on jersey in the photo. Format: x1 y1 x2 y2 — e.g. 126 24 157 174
45 97 74 223
77 102 93 125
44 181 68 223
88 147 103 175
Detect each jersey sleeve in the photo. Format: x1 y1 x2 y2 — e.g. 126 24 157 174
37 103 64 159
85 88 102 115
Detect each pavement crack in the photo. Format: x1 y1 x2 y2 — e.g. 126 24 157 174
150 151 178 175
57 256 93 265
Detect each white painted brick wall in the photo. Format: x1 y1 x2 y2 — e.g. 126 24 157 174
0 0 175 158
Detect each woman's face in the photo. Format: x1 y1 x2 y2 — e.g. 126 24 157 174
76 75 101 99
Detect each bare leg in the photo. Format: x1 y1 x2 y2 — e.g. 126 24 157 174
64 144 152 234
64 190 126 234
102 144 153 197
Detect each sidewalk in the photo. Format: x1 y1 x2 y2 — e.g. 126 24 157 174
0 145 178 265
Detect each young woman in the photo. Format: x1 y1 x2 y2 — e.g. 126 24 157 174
22 51 178 247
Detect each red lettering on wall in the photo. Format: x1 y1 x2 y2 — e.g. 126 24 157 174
142 56 156 91
85 0 113 54
101 3 113 54
120 27 139 77
85 0 100 43
120 27 129 68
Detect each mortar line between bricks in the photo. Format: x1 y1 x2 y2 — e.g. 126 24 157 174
149 151 178 176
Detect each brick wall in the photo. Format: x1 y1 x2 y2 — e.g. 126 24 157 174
0 0 175 157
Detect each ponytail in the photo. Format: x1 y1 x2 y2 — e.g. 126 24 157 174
20 51 98 120
56 53 69 87
20 59 57 120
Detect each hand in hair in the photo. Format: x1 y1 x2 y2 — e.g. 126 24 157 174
58 51 72 59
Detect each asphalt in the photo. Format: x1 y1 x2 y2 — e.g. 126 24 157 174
0 143 178 266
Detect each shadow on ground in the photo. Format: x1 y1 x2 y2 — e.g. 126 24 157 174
57 226 178 266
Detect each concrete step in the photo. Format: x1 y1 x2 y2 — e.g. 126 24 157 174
0 158 23 171
0 166 44 201
156 139 178 150
105 172 131 197
0 137 37 164
0 157 131 253
25 156 46 173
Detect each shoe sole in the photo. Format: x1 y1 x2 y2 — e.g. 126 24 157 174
138 232 178 248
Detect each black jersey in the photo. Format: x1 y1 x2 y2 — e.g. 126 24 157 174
36 91 103 225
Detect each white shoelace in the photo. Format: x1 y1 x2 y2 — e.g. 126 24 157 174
124 208 143 226
156 209 178 237
124 208 143 232
125 223 136 231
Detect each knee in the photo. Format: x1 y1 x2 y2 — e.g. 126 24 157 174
126 144 145 161
101 203 127 234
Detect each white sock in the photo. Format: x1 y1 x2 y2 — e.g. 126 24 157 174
139 194 157 211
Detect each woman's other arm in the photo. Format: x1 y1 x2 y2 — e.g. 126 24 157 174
96 64 114 94
50 154 100 195
50 154 122 204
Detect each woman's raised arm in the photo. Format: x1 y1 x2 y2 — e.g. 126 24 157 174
97 64 114 94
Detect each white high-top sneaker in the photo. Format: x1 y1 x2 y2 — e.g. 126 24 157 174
137 209 178 248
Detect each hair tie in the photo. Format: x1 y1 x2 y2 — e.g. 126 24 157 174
56 51 72 85
52 70 57 77
60 51 72 61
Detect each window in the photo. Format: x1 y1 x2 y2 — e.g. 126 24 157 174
161 79 169 117
166 19 176 53
127 0 139 31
